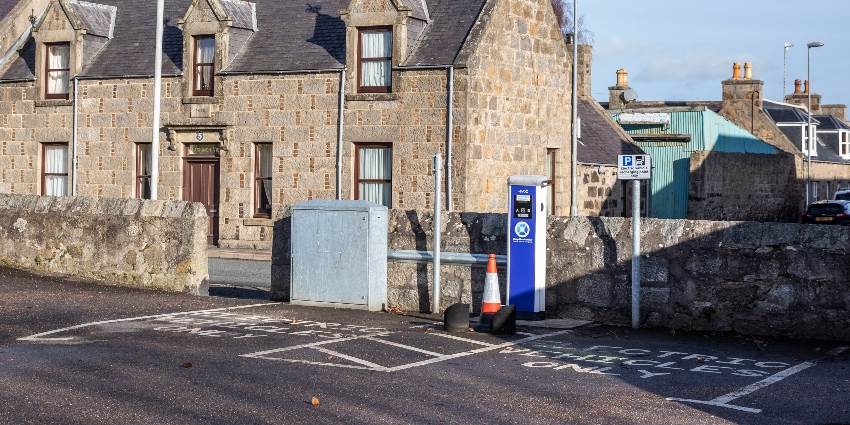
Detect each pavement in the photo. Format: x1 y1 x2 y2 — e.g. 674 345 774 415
207 257 271 299
1 267 849 425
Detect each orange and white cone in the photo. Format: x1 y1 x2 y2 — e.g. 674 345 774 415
482 254 501 314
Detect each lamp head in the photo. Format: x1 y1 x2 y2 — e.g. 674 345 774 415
784 42 794 49
807 42 825 49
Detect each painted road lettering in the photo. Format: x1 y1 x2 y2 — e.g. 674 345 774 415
513 344 790 379
149 312 389 340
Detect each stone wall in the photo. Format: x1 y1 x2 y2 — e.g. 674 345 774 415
0 193 209 294
578 164 624 216
688 151 801 222
382 210 850 341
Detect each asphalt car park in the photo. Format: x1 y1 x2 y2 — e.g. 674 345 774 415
1 268 849 425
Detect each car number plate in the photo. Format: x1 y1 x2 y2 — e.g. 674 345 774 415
816 217 833 222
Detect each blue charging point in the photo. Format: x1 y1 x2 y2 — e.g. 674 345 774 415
506 175 548 320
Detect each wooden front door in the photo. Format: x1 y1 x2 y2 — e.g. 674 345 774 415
183 159 220 245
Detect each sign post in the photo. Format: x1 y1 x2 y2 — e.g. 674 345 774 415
618 154 651 329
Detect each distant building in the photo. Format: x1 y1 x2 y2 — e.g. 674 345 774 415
603 69 779 219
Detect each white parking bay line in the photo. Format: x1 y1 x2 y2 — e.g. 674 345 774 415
312 346 387 371
667 346 849 414
427 332 498 347
366 337 445 357
385 329 573 373
18 302 276 343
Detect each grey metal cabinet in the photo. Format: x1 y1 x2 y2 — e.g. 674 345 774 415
290 200 387 311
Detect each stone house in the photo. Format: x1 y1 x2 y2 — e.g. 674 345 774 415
0 0 573 249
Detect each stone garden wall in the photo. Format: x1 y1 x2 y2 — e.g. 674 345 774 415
0 193 209 294
385 210 850 341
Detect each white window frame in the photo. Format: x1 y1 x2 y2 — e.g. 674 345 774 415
42 143 69 197
841 131 850 158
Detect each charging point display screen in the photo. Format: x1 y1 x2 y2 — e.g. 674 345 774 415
514 194 533 219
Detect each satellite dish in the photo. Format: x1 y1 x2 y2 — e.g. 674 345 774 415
622 88 638 103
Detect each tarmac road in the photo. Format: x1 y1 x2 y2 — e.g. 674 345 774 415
1 267 849 425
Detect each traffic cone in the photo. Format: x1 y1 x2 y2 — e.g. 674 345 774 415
482 254 501 314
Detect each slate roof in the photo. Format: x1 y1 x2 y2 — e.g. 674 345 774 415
218 0 256 31
69 0 117 38
814 114 850 131
577 97 643 165
0 0 489 80
0 0 17 21
402 0 488 66
764 99 819 124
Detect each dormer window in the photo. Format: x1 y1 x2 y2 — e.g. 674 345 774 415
358 28 392 93
193 35 215 97
841 132 849 157
45 43 70 100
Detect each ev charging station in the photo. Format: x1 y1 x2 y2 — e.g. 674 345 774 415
506 175 549 320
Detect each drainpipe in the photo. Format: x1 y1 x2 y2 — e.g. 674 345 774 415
71 76 79 196
446 66 454 211
336 68 346 199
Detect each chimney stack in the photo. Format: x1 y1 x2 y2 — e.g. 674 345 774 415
573 44 593 98
785 78 821 112
608 68 631 110
821 104 848 122
721 62 764 125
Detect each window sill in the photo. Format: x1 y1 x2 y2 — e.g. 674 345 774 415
182 96 219 105
346 93 398 102
244 217 273 227
35 99 72 107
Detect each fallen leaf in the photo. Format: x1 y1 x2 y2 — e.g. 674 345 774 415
181 362 193 369
311 397 320 407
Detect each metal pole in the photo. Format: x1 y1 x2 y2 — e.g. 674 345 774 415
631 179 640 329
806 47 812 206
336 68 346 200
446 66 454 211
783 43 792 100
432 154 442 314
569 0 579 217
150 0 164 200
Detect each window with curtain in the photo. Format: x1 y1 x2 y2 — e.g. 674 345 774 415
255 143 273 217
546 149 557 215
841 132 849 157
42 144 68 197
194 36 215 96
45 43 70 99
136 143 152 199
358 28 392 93
356 144 392 207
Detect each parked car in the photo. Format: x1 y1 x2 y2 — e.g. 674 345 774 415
803 200 850 225
834 189 850 201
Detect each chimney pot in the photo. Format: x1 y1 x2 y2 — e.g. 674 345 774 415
616 68 629 87
794 79 802 94
732 63 741 80
743 62 753 80
804 80 810 94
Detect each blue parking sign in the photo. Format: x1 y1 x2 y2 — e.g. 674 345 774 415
623 156 633 167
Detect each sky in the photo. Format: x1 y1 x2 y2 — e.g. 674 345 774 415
580 0 850 105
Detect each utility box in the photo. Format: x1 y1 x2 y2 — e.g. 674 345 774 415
290 200 387 311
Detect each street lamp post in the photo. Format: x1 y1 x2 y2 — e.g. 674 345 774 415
806 41 824 206
783 42 793 99
150 0 164 200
